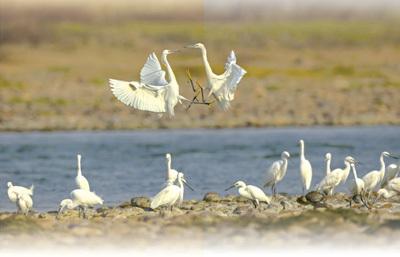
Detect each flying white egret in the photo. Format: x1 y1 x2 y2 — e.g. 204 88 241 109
226 181 271 208
7 182 34 203
299 139 312 194
109 49 189 117
150 172 193 210
381 161 400 188
75 154 90 191
58 189 103 218
317 156 355 195
362 151 396 196
165 153 178 185
263 151 290 195
325 153 332 175
185 43 247 110
16 193 33 215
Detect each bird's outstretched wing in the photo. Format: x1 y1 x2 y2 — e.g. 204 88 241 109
109 79 166 113
140 53 168 87
223 51 247 92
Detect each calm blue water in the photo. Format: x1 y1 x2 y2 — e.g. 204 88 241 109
0 127 399 211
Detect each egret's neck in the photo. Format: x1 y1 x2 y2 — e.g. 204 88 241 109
167 159 172 171
326 159 331 175
200 46 214 77
77 156 82 176
351 166 358 180
380 154 386 174
300 143 305 160
162 54 177 83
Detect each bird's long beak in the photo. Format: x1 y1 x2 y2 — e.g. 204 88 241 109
184 44 196 48
389 154 400 159
225 185 235 191
170 49 180 53
182 179 194 191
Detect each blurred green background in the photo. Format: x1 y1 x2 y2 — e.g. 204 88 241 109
1 0 400 131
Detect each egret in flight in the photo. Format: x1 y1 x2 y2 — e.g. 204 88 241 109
151 172 193 210
7 182 34 203
299 139 312 194
185 43 247 110
226 181 271 208
264 151 290 195
110 49 189 117
362 151 397 199
16 193 33 215
165 153 178 185
75 154 90 191
58 189 103 218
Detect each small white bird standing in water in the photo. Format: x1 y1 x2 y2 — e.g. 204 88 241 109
299 139 312 194
226 181 271 208
75 154 90 191
16 193 33 215
264 151 290 195
58 189 103 218
165 153 178 185
185 43 247 110
7 182 34 203
362 151 396 197
151 172 193 210
110 50 189 117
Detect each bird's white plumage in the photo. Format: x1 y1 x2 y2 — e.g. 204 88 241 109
75 154 90 191
381 163 399 188
186 43 246 110
140 53 168 87
231 181 270 206
151 172 186 209
362 152 390 192
387 177 400 193
299 140 312 192
264 151 290 194
7 182 34 203
165 153 178 185
349 163 364 195
16 193 33 215
317 156 354 195
70 189 103 207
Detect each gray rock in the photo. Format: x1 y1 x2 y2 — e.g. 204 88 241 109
203 192 222 202
131 196 151 209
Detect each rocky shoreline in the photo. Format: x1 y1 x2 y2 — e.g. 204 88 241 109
1 192 400 249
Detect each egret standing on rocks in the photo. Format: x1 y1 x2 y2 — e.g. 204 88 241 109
7 182 34 203
226 181 271 208
151 172 193 210
75 154 90 191
110 50 189 117
185 43 247 110
299 139 312 194
362 151 397 198
264 151 290 195
16 193 33 215
381 161 400 188
58 189 103 218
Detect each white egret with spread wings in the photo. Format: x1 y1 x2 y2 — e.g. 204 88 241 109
185 43 247 110
109 49 188 117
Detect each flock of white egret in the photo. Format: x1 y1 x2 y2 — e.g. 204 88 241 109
109 43 247 116
4 139 400 217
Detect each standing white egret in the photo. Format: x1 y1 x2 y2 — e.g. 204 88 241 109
264 151 290 195
7 182 34 203
349 163 365 196
58 189 103 218
299 139 312 194
317 156 355 195
150 172 193 210
16 193 33 215
387 177 400 193
381 161 400 188
75 154 90 191
325 153 332 175
362 152 395 196
226 181 271 208
165 153 178 185
109 49 189 117
185 43 247 110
